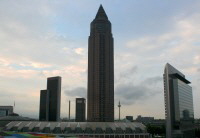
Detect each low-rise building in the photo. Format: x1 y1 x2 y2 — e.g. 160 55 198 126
5 121 151 137
136 115 154 124
126 116 133 122
0 106 13 117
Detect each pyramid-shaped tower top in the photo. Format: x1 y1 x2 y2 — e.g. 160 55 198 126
95 5 108 20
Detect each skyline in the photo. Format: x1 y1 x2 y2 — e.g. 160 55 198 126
0 0 200 119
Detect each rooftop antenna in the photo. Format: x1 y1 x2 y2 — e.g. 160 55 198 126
118 100 121 121
13 101 15 113
68 100 71 121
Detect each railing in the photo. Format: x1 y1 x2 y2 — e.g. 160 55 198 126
56 133 151 138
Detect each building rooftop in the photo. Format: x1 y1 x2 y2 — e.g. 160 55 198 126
95 5 108 20
5 121 147 135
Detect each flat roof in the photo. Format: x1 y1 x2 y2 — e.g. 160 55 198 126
172 73 191 84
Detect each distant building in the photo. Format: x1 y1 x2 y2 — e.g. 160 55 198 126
164 63 195 138
0 106 13 117
136 115 154 124
75 98 86 122
126 116 133 122
149 119 165 127
39 76 61 121
87 5 114 122
39 90 49 121
47 76 61 121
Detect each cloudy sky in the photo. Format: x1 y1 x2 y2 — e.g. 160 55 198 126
0 0 200 119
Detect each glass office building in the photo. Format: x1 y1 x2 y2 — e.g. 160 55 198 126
39 90 49 121
163 63 194 138
75 98 86 122
47 76 61 122
39 76 61 122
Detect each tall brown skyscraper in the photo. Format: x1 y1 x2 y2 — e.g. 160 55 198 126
87 5 114 122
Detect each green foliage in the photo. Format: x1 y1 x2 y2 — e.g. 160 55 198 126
146 124 165 136
195 128 200 137
0 127 3 132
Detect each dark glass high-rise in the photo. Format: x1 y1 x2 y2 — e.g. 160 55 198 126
47 76 61 121
75 98 86 122
87 5 114 122
39 90 49 121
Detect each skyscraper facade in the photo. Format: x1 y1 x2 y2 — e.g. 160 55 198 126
87 5 114 122
47 76 61 121
39 76 61 121
163 63 194 138
75 98 86 122
39 90 49 121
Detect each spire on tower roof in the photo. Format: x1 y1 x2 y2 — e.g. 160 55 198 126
95 5 108 20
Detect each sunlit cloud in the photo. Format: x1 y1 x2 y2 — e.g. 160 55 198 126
74 48 85 55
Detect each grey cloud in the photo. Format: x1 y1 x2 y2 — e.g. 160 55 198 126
119 66 137 78
115 76 161 105
64 87 86 98
116 66 138 84
115 84 147 99
115 64 162 105
142 76 163 85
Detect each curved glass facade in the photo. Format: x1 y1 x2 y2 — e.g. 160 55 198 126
177 79 194 120
164 63 195 138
